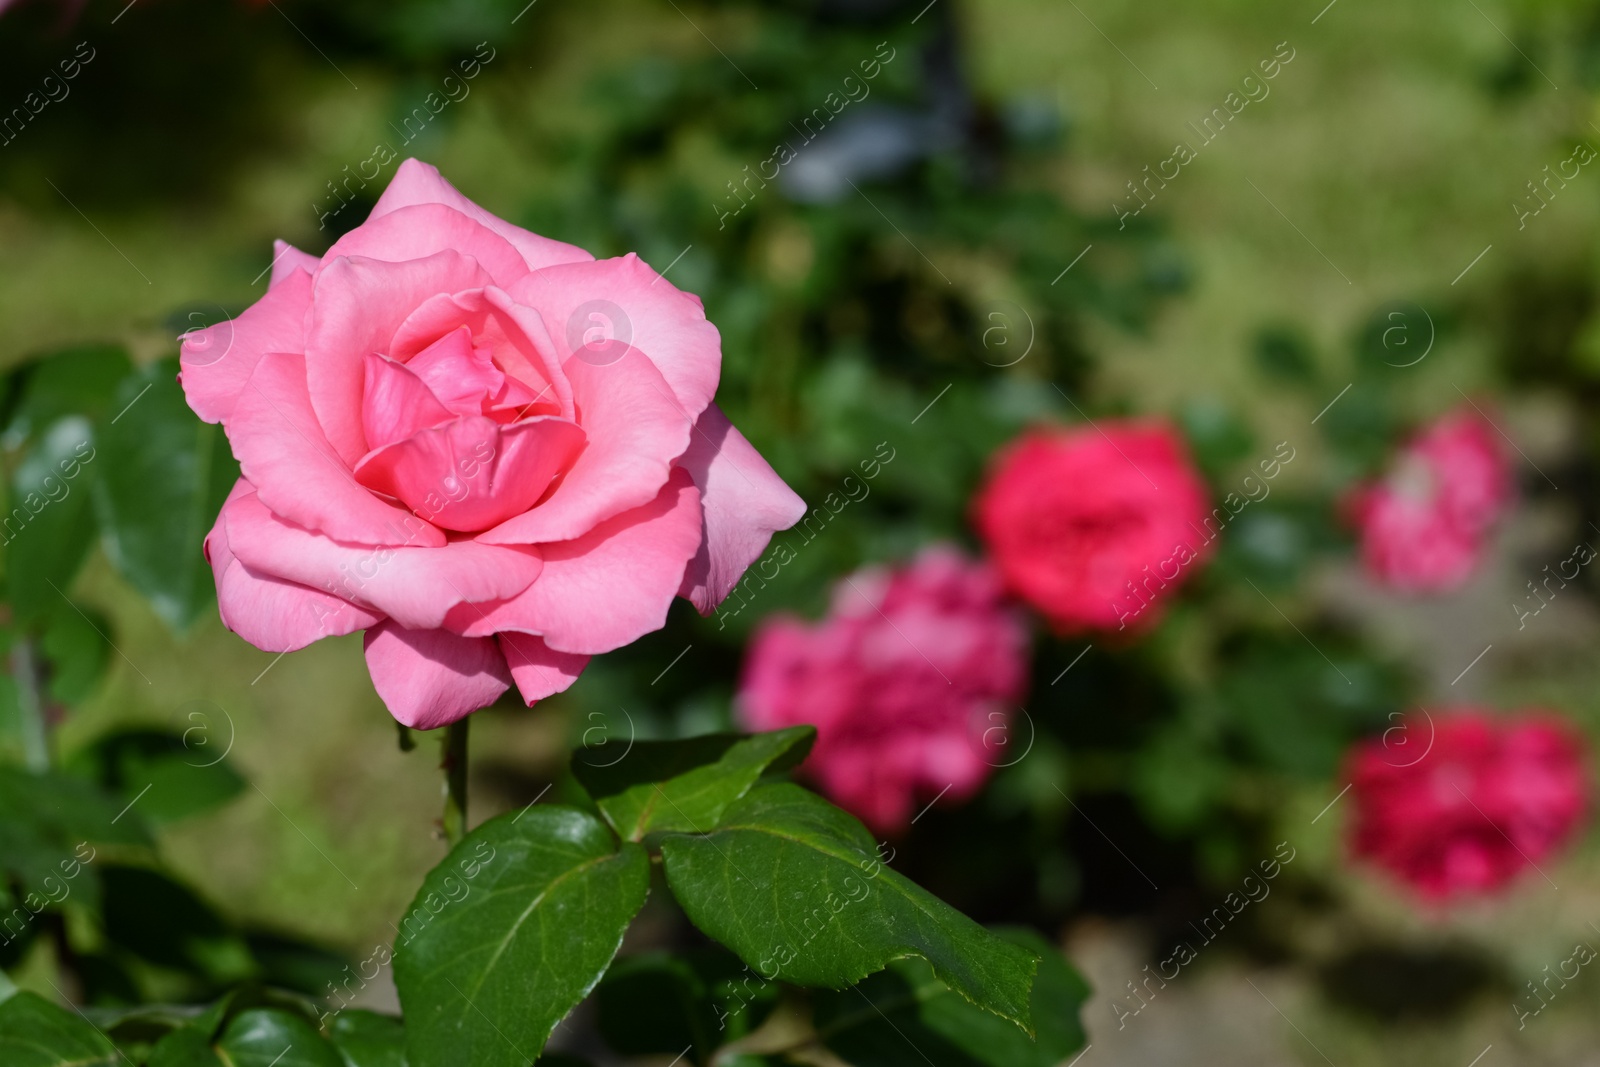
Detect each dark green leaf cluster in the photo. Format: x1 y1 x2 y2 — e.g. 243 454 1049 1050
0 729 1088 1067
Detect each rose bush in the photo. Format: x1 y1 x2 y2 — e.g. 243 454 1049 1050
737 546 1029 833
1345 709 1588 902
972 420 1213 633
1344 406 1510 593
182 159 805 728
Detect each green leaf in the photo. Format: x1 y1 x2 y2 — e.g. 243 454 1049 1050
0 991 117 1066
143 991 332 1067
814 928 1088 1067
659 784 1038 1035
93 359 239 632
215 1009 342 1067
82 1001 196 1054
0 347 132 625
38 606 111 707
147 1027 226 1067
4 416 101 624
572 727 814 841
393 806 650 1067
70 731 244 826
0 769 153 911
327 1010 407 1067
2 346 132 437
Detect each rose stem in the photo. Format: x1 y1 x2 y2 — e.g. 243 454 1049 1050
440 718 470 845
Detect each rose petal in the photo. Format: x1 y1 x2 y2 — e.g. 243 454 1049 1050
203 478 254 583
361 352 456 451
219 561 383 653
223 489 540 629
363 621 512 729
388 287 574 423
323 203 530 288
369 159 593 274
509 252 721 422
180 267 312 425
497 632 590 705
403 325 505 417
476 346 690 545
204 478 381 651
675 404 807 614
229 351 446 547
304 251 496 463
269 240 322 288
353 414 586 533
451 468 702 654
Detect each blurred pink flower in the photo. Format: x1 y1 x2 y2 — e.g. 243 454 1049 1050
738 546 1030 833
972 420 1214 634
1345 407 1511 592
1346 710 1588 903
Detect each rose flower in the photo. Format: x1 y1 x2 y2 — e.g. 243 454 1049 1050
1344 407 1511 593
1346 709 1588 902
972 421 1213 633
183 159 805 727
737 546 1030 833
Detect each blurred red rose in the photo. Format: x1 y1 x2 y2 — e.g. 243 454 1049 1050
737 546 1029 833
1345 407 1511 593
1346 710 1588 903
971 420 1213 633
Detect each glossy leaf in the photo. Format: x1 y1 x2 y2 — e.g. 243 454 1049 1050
814 928 1089 1067
93 359 239 632
216 1008 343 1067
0 991 117 1066
82 1001 197 1056
142 990 330 1067
0 346 130 627
573 727 814 841
660 784 1038 1035
146 1026 227 1067
393 806 650 1067
5 416 100 624
327 1010 407 1067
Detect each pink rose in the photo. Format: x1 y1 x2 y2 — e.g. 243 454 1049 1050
1345 407 1511 592
1346 710 1588 903
183 159 805 728
972 421 1213 633
737 546 1030 833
